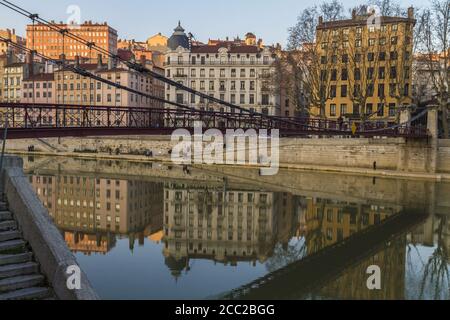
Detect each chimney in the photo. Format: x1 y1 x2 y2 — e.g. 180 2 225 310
97 54 103 69
319 16 323 25
352 9 356 19
140 55 146 66
408 7 414 19
27 51 34 77
108 57 115 70
12 29 15 35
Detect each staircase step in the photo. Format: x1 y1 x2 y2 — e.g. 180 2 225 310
0 253 33 266
0 274 45 293
0 240 26 254
0 211 12 222
0 286 50 300
0 262 39 279
0 220 16 232
0 231 21 242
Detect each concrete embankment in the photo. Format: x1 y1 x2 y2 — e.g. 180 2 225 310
0 156 98 300
5 135 450 181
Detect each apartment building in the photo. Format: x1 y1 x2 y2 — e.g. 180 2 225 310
313 8 416 121
164 23 279 115
26 21 118 60
2 61 44 103
22 73 55 104
0 28 26 56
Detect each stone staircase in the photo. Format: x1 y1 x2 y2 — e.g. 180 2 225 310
0 201 54 300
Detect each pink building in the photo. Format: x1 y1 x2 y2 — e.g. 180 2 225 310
22 73 55 104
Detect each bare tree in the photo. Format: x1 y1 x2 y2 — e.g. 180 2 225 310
416 0 450 138
286 1 345 117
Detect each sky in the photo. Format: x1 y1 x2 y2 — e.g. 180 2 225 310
0 0 426 47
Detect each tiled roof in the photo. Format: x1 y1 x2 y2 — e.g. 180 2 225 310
191 44 261 54
23 73 54 81
317 16 415 30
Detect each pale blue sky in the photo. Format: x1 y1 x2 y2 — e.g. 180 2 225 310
0 0 425 47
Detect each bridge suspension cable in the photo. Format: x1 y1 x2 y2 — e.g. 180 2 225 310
0 35 198 112
0 0 284 121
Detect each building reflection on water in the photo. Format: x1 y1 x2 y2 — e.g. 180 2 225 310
29 174 164 254
29 172 449 300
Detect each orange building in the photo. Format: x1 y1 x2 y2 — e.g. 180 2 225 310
26 21 118 60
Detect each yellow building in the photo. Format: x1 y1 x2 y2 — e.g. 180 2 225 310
146 33 169 52
312 8 416 122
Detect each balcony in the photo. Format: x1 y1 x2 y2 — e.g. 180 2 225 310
163 60 273 67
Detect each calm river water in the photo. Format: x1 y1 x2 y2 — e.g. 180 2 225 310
23 156 450 300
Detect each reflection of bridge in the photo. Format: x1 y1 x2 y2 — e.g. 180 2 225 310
221 210 428 300
0 103 429 139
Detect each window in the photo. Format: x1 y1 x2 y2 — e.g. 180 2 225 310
390 66 397 79
403 83 409 96
377 103 384 116
369 38 375 46
378 84 385 97
340 104 347 116
341 69 348 81
379 67 385 79
341 85 347 97
354 68 361 81
389 103 396 117
331 69 337 81
209 69 215 77
330 85 337 98
355 39 362 47
220 69 225 77
191 69 196 77
330 104 336 117
392 24 398 31
366 84 375 98
261 94 269 105
368 52 374 61
240 81 245 90
209 81 214 90
379 37 386 45
240 94 245 104
342 54 348 63
391 36 398 45
230 81 236 90
321 56 327 64
366 103 373 115
249 94 255 104
367 67 374 79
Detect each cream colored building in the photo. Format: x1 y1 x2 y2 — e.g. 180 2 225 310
164 23 279 115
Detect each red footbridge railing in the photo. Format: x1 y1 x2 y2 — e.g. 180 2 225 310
0 103 429 139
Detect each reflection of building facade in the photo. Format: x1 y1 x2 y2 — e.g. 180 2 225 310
162 183 283 276
303 197 405 299
304 197 395 252
30 174 164 254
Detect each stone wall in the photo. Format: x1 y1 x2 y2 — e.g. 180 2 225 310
438 139 450 173
6 135 442 174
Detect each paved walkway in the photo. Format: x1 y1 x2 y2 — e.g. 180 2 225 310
0 201 54 300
